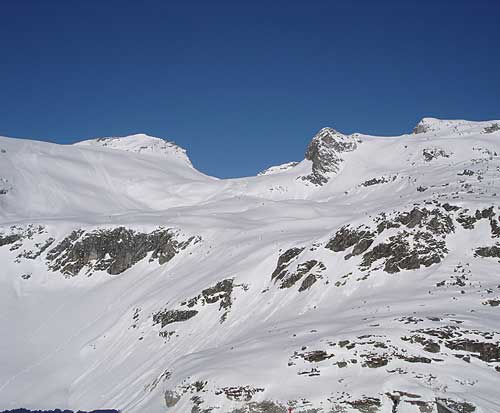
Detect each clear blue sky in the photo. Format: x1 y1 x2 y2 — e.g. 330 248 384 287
1 0 499 178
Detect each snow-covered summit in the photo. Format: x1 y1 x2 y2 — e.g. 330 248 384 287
413 117 500 136
258 161 299 176
0 133 209 219
75 133 193 166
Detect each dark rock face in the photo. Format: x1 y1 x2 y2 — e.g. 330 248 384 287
325 207 453 275
352 237 374 256
301 128 358 185
363 355 389 368
182 278 236 322
456 207 494 229
0 225 47 248
348 398 381 413
413 121 430 134
200 279 233 310
271 249 326 290
422 147 450 162
0 233 22 247
407 335 441 353
299 202 499 285
395 207 455 234
280 260 319 289
484 123 500 134
298 272 319 292
361 231 447 273
45 230 83 266
361 176 396 187
437 399 476 413
155 278 242 331
18 237 55 260
400 355 432 364
475 244 500 260
164 390 181 407
153 309 199 328
457 212 480 230
412 325 500 367
215 386 264 402
366 207 454 273
488 215 500 238
46 227 196 276
445 340 500 362
455 207 500 240
458 168 474 176
271 247 304 281
412 118 450 135
325 225 375 255
0 225 54 263
294 350 333 363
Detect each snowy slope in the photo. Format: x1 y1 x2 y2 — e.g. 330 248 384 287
75 134 193 165
1 119 500 413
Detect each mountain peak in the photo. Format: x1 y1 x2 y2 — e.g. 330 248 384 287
412 117 498 136
301 127 359 185
74 133 193 166
316 126 341 135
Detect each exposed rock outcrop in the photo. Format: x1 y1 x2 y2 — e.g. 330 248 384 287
271 248 326 290
422 147 450 162
153 309 199 328
215 386 264 402
325 225 375 255
46 227 197 276
300 128 359 185
361 230 447 273
413 119 432 134
484 123 500 134
154 278 245 332
475 244 500 261
182 278 236 322
271 247 305 281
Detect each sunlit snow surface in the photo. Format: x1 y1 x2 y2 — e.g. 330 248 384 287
1 119 500 412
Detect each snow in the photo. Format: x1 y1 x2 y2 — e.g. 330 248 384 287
75 133 193 166
0 119 500 412
258 162 299 176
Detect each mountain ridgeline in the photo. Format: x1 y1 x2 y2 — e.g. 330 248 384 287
1 118 500 412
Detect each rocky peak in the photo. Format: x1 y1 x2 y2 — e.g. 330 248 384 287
413 118 434 134
302 127 358 185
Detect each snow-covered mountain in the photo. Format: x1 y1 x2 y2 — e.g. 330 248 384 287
1 118 500 413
